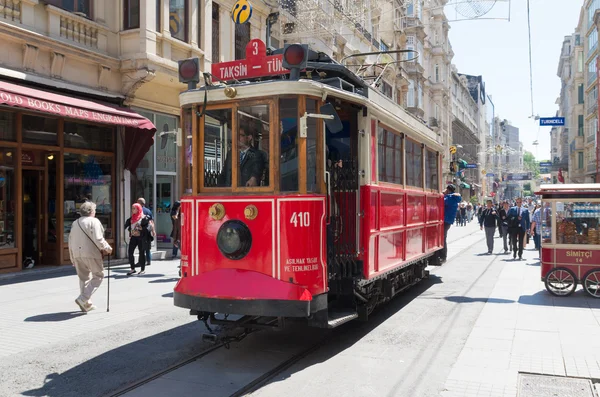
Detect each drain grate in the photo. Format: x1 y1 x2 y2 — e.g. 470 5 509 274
518 374 595 397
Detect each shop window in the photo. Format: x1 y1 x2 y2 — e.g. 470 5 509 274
155 114 178 173
124 0 140 30
236 104 269 188
425 149 438 190
130 110 155 209
306 99 318 192
377 126 403 185
204 108 232 187
0 149 15 249
63 153 113 240
405 138 423 188
22 115 58 146
0 111 15 142
45 0 92 17
64 122 114 151
170 0 188 42
279 98 298 192
235 22 250 60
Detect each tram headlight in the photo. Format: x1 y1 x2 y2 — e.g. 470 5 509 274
216 220 252 260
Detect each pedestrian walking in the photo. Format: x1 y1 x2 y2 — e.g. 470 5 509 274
498 201 510 253
466 203 473 223
137 198 155 266
431 184 461 265
68 201 112 312
125 203 151 276
171 201 181 258
506 197 531 260
479 199 499 254
530 205 542 259
459 204 467 226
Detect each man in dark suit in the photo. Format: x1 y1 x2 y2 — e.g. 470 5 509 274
218 127 264 187
506 197 531 260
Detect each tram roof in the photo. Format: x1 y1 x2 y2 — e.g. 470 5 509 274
180 79 443 151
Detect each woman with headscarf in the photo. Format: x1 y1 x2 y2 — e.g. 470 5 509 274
170 201 181 258
124 203 150 276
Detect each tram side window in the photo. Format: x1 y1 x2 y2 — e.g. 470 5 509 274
237 104 270 187
405 138 423 188
555 201 600 245
280 98 298 192
377 126 403 184
425 149 438 191
204 109 232 188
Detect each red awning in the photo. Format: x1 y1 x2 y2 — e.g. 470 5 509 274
0 80 156 171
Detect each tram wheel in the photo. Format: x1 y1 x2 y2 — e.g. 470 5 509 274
583 270 600 298
545 268 577 297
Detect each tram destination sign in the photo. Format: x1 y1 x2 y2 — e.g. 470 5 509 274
211 39 289 82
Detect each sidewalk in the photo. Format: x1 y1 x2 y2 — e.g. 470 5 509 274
440 243 600 397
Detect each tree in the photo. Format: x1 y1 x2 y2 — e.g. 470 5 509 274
523 151 540 178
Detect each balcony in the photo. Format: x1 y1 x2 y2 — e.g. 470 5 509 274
570 136 585 151
403 60 425 76
45 5 109 51
587 161 597 174
0 0 21 22
588 101 598 116
587 130 597 144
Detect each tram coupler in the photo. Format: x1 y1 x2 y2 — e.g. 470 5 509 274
201 333 218 344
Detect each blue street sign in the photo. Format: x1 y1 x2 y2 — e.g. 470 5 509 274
466 163 478 169
486 173 495 177
539 161 552 167
539 117 565 126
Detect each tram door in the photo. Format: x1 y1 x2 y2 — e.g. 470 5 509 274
326 107 360 284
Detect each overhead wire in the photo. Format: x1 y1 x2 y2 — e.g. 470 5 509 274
526 0 535 117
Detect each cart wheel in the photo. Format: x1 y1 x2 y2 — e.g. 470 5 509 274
583 270 600 298
545 268 577 297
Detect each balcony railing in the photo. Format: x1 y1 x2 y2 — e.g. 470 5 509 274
0 0 21 22
588 161 597 173
587 131 597 144
46 5 108 51
588 101 598 115
570 136 585 151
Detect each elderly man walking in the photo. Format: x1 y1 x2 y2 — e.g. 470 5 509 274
68 201 112 312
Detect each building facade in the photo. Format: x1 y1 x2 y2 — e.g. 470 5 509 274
0 0 278 272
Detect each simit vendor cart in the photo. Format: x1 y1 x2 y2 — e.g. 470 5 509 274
538 184 600 298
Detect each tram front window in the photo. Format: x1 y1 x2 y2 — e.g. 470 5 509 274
236 105 270 187
204 109 232 188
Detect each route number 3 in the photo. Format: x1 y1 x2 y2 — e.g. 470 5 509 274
290 212 310 227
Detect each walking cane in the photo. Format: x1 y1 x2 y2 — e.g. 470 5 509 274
107 253 111 313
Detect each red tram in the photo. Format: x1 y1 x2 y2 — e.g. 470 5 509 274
173 40 446 328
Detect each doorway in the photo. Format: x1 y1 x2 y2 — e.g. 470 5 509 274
156 175 176 250
22 170 41 267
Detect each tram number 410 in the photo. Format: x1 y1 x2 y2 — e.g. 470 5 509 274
290 212 310 227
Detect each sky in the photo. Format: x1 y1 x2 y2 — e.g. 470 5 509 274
446 0 583 162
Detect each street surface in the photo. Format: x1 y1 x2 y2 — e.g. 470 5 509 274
1 221 600 397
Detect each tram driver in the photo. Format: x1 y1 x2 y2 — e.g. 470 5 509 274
218 126 265 187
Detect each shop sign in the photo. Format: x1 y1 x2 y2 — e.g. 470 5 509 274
21 151 34 164
505 172 532 181
0 91 143 127
556 248 600 265
211 39 288 81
